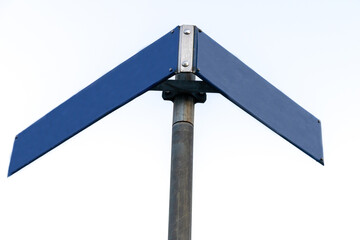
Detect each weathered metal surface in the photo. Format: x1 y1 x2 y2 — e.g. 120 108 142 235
8 27 179 176
195 30 324 164
168 73 195 240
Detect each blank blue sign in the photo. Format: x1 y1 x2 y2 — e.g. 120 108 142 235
9 25 324 177
8 27 179 176
195 30 323 164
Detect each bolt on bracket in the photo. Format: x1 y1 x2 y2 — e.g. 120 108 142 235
178 25 196 73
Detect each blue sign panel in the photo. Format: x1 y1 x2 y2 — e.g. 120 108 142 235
8 27 179 176
195 30 323 164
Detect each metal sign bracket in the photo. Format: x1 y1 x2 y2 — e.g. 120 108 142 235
177 25 196 73
152 79 218 103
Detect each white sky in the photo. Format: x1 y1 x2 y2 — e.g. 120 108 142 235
1 0 360 239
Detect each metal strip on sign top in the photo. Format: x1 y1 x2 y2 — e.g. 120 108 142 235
8 27 180 176
178 25 195 73
195 30 324 164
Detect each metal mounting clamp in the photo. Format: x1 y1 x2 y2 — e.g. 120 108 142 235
151 79 218 103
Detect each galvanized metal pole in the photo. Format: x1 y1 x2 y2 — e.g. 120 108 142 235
168 73 195 240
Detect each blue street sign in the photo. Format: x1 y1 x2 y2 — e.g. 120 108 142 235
8 27 179 176
195 29 323 164
8 25 323 177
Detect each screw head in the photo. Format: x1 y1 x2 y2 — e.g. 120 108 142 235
183 29 191 35
169 68 173 72
182 61 189 67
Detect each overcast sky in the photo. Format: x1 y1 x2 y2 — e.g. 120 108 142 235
1 0 360 239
